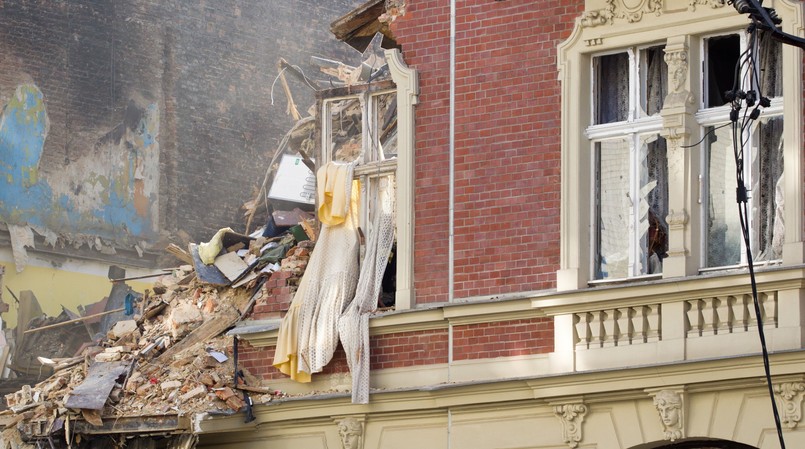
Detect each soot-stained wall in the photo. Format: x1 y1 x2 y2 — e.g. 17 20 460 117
0 0 358 257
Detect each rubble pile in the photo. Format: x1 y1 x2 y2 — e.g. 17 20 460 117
0 228 316 444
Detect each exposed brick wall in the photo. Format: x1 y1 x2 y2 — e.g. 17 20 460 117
237 340 350 381
0 0 360 252
250 271 298 320
452 318 553 361
392 1 584 303
369 329 449 369
391 1 452 305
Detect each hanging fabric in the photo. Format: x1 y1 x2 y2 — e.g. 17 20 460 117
273 161 361 380
339 175 396 404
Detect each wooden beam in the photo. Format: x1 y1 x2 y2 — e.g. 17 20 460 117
23 308 125 335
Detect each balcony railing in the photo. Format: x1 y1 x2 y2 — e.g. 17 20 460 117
537 266 805 372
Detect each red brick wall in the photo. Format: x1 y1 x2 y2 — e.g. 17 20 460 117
392 1 585 303
369 329 449 369
236 340 351 381
391 1 453 305
250 271 299 320
452 318 553 361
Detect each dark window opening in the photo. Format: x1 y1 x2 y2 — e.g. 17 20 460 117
705 34 740 108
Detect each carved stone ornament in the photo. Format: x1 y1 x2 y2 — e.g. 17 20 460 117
651 389 685 441
666 209 688 228
688 0 726 12
774 382 805 429
580 0 663 28
336 417 364 449
554 403 588 448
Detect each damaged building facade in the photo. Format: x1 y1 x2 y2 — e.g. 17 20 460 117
213 0 805 448
4 0 805 448
0 0 359 325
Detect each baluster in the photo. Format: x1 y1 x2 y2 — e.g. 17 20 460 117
602 309 617 347
701 297 716 336
732 295 749 332
645 304 661 342
633 306 647 343
761 292 777 328
575 313 591 350
686 299 702 337
724 296 737 333
746 294 759 330
714 296 729 334
616 307 633 345
589 311 606 348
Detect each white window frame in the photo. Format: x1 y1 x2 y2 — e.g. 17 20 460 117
587 45 667 281
696 31 785 270
556 0 803 291
318 49 418 309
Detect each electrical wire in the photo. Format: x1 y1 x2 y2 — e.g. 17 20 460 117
728 19 787 449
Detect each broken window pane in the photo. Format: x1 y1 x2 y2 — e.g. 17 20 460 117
594 52 629 125
640 46 667 117
755 115 784 261
705 34 740 108
705 124 741 267
595 134 667 279
329 97 363 163
595 137 631 279
641 134 668 275
372 92 397 160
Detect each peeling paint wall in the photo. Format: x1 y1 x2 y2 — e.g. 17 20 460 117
0 0 360 261
0 85 160 244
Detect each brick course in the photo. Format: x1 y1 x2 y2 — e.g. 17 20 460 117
392 1 584 303
452 318 553 361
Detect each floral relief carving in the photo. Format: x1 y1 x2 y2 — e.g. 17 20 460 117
688 0 725 12
554 403 588 448
580 0 663 27
774 382 805 429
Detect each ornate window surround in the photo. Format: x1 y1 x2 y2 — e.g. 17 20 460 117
556 0 804 290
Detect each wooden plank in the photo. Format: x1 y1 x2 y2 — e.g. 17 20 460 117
155 305 240 364
165 243 194 265
64 361 130 410
23 308 125 334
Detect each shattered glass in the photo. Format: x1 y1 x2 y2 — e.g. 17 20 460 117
595 134 667 279
372 92 397 160
328 96 364 163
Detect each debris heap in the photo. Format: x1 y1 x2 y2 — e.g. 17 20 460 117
0 229 315 446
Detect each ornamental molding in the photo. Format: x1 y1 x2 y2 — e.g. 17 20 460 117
580 0 663 27
774 382 805 429
688 0 725 12
553 402 588 448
